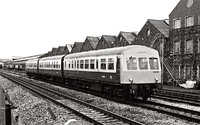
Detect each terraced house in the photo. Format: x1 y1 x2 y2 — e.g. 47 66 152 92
169 0 200 81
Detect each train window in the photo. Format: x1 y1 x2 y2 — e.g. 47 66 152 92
90 59 95 69
68 60 71 69
139 58 148 70
101 58 106 70
149 58 159 70
77 60 79 69
72 60 74 69
74 60 76 69
127 57 137 70
85 59 89 69
80 60 84 69
96 59 98 69
108 58 114 70
64 61 66 68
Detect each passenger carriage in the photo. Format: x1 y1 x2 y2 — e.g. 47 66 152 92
63 45 162 99
38 55 65 82
25 58 40 76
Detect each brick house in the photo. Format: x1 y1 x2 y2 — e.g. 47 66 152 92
112 31 136 47
135 19 169 57
96 35 116 50
169 0 200 81
80 36 99 52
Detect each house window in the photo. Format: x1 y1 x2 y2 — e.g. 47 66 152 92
101 58 106 70
119 36 123 42
198 65 200 80
108 58 114 70
174 65 180 79
185 16 194 27
198 38 200 53
147 29 150 36
185 39 193 54
173 18 181 29
185 65 192 79
174 41 181 54
198 15 200 25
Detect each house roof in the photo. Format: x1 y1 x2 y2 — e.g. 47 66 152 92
57 46 65 55
86 36 99 49
120 31 136 44
51 48 58 55
65 44 73 53
148 19 169 37
102 35 116 46
71 42 83 53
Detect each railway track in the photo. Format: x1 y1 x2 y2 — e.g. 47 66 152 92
0 71 144 125
2 70 200 124
130 100 200 123
152 89 200 106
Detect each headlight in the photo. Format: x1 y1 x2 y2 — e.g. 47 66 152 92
155 78 158 83
129 78 133 83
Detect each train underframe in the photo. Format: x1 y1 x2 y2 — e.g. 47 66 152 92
65 77 161 100
26 72 162 100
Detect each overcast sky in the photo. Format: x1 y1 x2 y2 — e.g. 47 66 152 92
0 0 180 59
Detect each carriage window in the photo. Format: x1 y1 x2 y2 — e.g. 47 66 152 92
149 58 159 70
80 60 84 69
85 59 89 69
108 58 114 70
65 61 66 68
90 59 95 69
68 61 71 69
101 58 106 70
96 59 98 69
139 58 148 70
127 57 137 70
71 60 74 69
77 60 79 69
75 60 76 69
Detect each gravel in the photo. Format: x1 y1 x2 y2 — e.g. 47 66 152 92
0 73 199 125
42 81 199 125
0 75 92 125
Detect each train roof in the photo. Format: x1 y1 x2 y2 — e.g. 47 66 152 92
39 54 65 61
26 58 39 63
65 45 158 59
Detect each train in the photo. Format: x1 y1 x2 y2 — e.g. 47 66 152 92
25 45 162 100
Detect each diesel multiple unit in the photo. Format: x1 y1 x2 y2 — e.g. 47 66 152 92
26 45 162 100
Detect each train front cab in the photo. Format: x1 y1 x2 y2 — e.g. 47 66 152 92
120 47 162 100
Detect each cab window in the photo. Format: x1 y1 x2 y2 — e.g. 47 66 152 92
139 58 148 70
127 57 137 70
149 58 159 70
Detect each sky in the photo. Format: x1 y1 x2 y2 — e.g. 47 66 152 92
0 0 180 59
